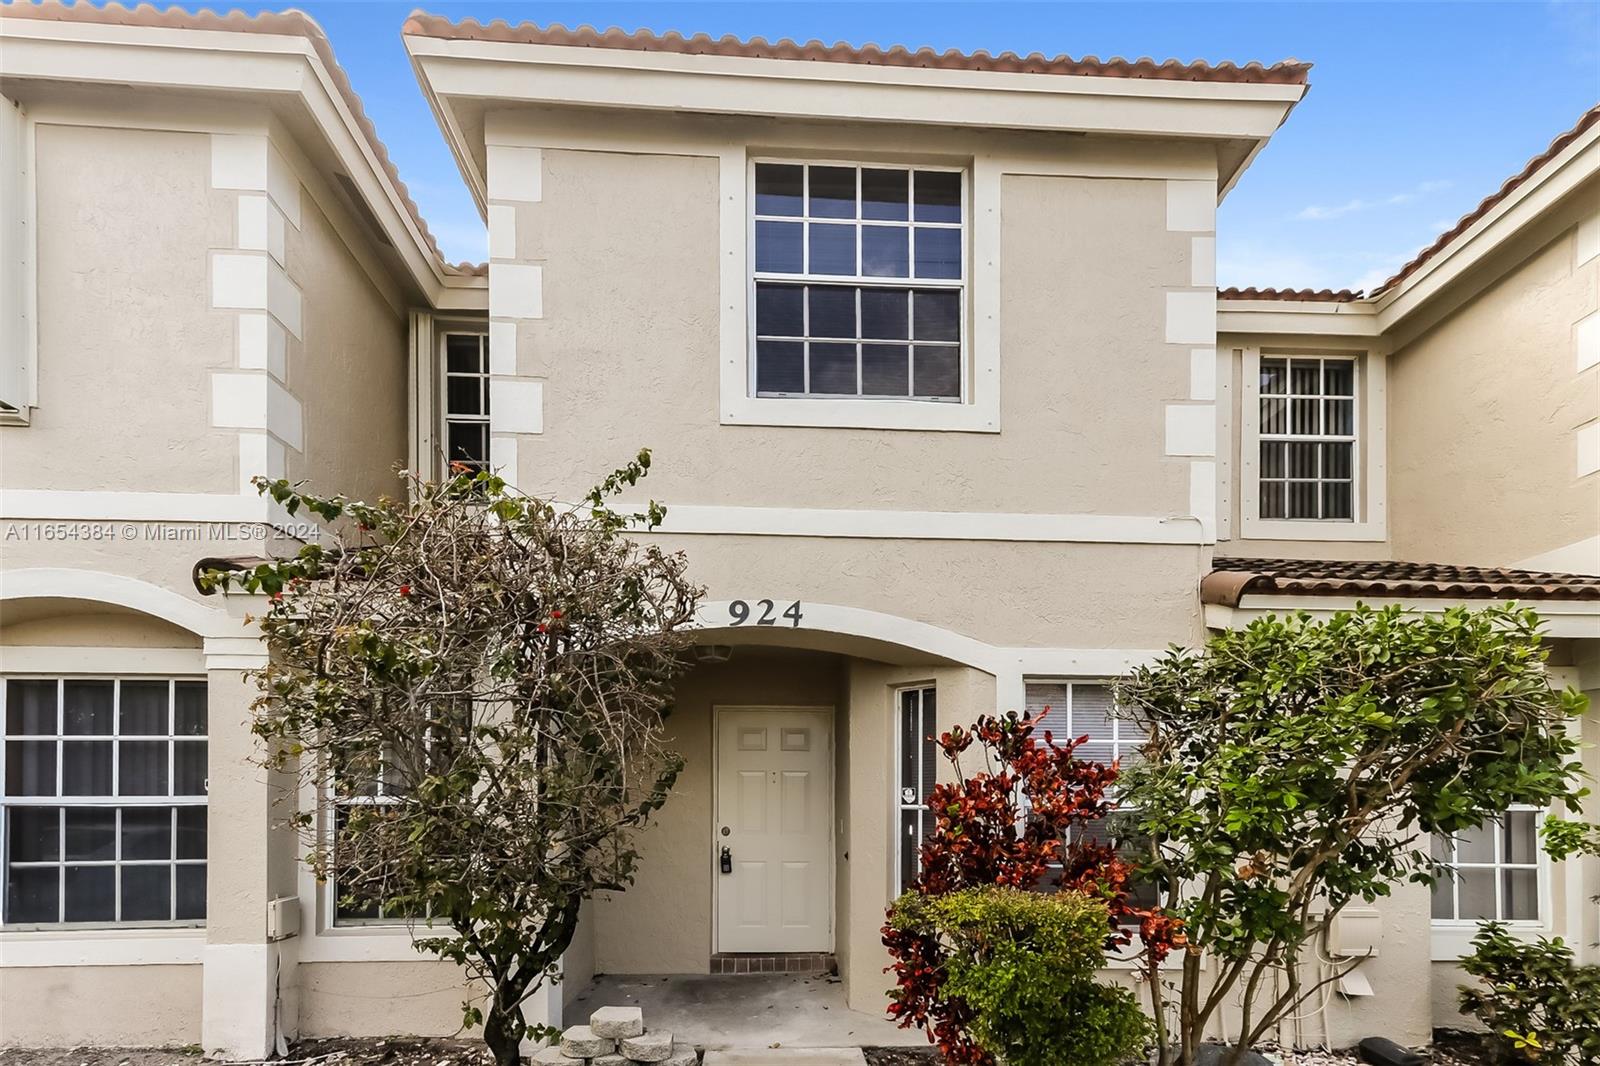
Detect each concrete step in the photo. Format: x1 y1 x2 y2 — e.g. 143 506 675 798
700 1050 868 1066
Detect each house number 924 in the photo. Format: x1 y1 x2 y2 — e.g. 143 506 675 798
728 599 803 627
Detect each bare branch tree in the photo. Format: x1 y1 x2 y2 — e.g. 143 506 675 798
203 453 702 1066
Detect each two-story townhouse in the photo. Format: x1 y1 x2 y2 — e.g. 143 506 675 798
1 3 1596 1060
0 2 491 1054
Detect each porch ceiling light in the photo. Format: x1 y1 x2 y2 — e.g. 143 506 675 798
694 644 734 664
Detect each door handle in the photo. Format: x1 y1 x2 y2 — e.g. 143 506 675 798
720 846 733 874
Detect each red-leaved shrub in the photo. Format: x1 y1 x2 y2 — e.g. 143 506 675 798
883 711 1183 1065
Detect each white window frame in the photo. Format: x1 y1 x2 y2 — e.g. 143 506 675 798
1 675 208 930
0 93 38 424
749 160 967 404
1429 805 1552 960
893 684 938 897
719 151 1001 433
1239 346 1387 542
438 329 490 477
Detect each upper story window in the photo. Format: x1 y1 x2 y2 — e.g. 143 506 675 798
752 162 964 402
1258 356 1356 521
2 677 208 926
442 332 489 473
1431 808 1543 925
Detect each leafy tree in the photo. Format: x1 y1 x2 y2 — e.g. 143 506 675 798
890 886 1150 1066
1113 605 1591 1066
201 456 702 1066
882 712 1182 1065
1457 922 1600 1066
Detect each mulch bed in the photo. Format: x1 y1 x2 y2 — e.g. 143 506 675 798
0 1033 1495 1066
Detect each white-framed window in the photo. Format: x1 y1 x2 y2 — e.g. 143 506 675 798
1024 680 1157 910
1431 807 1544 925
894 685 937 895
1256 355 1357 522
2 677 207 926
441 332 490 474
751 161 965 402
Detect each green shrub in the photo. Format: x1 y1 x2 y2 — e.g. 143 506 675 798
892 886 1149 1066
1457 921 1600 1065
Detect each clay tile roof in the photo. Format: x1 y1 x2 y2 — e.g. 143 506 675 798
400 11 1311 86
1 0 487 278
1202 557 1600 608
1371 103 1600 297
1216 287 1366 302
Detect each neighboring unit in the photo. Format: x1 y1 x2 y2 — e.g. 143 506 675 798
0 2 1596 1057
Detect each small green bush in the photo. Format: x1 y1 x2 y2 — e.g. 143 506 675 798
1457 921 1600 1066
892 886 1149 1066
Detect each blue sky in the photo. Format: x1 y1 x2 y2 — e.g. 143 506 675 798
295 0 1600 292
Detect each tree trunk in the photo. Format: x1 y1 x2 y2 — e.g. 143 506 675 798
483 1000 525 1066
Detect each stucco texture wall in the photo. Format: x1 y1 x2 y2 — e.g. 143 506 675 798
278 184 408 504
1389 204 1600 567
1 124 236 493
297 960 476 1037
0 964 202 1046
505 147 1193 520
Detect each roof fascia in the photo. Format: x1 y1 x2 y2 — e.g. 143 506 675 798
1206 598 1599 638
405 33 1304 200
1 16 464 305
1217 300 1381 339
1373 124 1599 332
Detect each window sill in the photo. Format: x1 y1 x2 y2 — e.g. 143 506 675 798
0 925 204 967
721 394 998 433
1430 921 1549 962
298 918 456 964
1240 517 1387 543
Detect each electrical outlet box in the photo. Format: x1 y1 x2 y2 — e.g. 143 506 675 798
266 896 301 942
1331 907 1381 957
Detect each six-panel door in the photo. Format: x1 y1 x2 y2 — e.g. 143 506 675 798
714 707 833 953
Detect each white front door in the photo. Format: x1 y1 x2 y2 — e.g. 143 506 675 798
714 707 833 953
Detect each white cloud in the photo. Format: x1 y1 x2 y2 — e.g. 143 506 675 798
1217 238 1418 294
1295 180 1452 221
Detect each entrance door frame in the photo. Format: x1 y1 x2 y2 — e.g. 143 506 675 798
709 704 837 955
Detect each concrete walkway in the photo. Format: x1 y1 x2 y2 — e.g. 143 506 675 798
564 973 927 1051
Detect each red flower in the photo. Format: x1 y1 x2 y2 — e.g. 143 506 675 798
550 609 563 619
399 584 412 597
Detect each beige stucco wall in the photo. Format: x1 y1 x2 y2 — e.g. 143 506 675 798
1389 196 1600 567
0 964 203 1046
279 181 409 504
297 959 475 1037
0 123 236 493
503 139 1196 521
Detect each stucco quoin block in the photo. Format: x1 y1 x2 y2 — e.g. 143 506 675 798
589 1005 644 1038
210 133 269 191
488 144 544 202
211 253 268 310
1165 290 1217 345
620 1030 673 1062
1578 420 1600 478
488 203 517 261
491 378 544 435
1190 236 1216 287
1576 310 1599 373
490 262 544 320
561 1024 614 1058
1166 179 1215 232
1165 403 1216 457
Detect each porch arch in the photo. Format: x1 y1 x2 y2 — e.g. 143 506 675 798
692 599 1004 674
0 567 245 640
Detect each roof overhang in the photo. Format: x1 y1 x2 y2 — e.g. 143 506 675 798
402 26 1309 219
1204 596 1600 640
0 8 486 312
1217 296 1381 341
